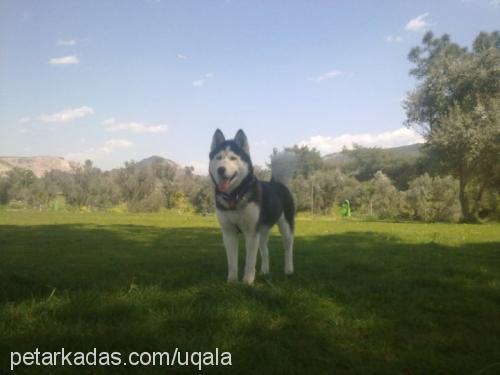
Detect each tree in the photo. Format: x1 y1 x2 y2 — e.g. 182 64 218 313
431 100 500 218
340 144 422 189
192 179 215 215
290 174 312 212
253 165 271 181
405 173 460 222
404 31 500 220
309 169 359 214
0 176 9 204
370 171 400 218
69 160 121 209
2 168 36 205
283 145 323 178
116 161 156 210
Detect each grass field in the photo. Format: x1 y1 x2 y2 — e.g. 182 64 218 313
1 211 499 374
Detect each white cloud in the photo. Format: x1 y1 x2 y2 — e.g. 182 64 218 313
18 116 31 123
38 106 94 123
405 13 429 32
104 118 168 133
177 53 188 59
299 127 424 155
65 139 134 162
57 39 77 46
49 55 79 65
385 35 403 43
308 69 342 82
192 72 214 86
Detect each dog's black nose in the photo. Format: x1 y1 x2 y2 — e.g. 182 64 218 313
217 166 226 177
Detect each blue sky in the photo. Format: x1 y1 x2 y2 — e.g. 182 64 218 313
1 0 498 173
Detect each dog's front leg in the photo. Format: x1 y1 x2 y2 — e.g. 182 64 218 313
222 229 239 283
242 231 260 285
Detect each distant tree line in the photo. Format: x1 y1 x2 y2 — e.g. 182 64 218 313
1 30 498 222
0 160 215 215
0 142 497 222
286 145 482 222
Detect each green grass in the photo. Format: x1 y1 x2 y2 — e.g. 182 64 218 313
1 211 499 374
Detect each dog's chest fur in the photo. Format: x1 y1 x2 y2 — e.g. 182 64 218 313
216 203 260 234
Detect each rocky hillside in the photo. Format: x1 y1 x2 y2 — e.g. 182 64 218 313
0 155 188 178
0 156 80 177
136 155 181 170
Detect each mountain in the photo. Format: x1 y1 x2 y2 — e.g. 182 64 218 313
324 143 423 163
382 143 423 157
0 156 80 177
0 155 188 178
136 155 182 170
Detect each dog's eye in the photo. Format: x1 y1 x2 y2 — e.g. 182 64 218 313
229 156 238 161
216 155 223 160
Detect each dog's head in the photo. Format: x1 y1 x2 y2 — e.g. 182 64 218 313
209 129 253 194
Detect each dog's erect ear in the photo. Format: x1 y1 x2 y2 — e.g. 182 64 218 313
234 129 249 154
211 129 225 152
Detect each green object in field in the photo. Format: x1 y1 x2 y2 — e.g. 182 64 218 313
341 199 351 217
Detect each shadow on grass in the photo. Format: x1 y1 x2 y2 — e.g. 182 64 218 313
0 224 499 374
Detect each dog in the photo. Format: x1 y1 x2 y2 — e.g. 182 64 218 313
209 129 296 285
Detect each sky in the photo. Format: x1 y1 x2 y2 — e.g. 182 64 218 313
1 0 498 174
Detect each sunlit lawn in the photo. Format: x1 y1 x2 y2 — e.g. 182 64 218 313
1 211 499 374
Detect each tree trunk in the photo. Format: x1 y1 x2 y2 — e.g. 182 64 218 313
471 181 487 218
458 164 471 221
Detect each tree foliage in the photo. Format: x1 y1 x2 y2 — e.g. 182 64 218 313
284 145 323 178
405 30 500 220
404 173 461 222
339 145 423 189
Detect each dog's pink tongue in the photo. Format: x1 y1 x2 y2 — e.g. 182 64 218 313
218 179 230 192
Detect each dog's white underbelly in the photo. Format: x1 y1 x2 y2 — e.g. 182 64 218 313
216 202 260 233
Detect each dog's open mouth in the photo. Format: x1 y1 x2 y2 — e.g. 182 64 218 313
218 173 237 193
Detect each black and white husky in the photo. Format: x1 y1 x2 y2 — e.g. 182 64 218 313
209 129 296 285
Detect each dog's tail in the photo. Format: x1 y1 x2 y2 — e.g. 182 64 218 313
270 151 297 187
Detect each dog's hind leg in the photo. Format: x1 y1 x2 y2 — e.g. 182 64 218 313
222 229 239 282
259 227 270 275
242 232 260 285
278 215 294 275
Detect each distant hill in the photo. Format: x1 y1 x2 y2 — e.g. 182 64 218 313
0 155 189 178
383 143 423 157
324 143 423 163
136 155 181 169
0 156 80 177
